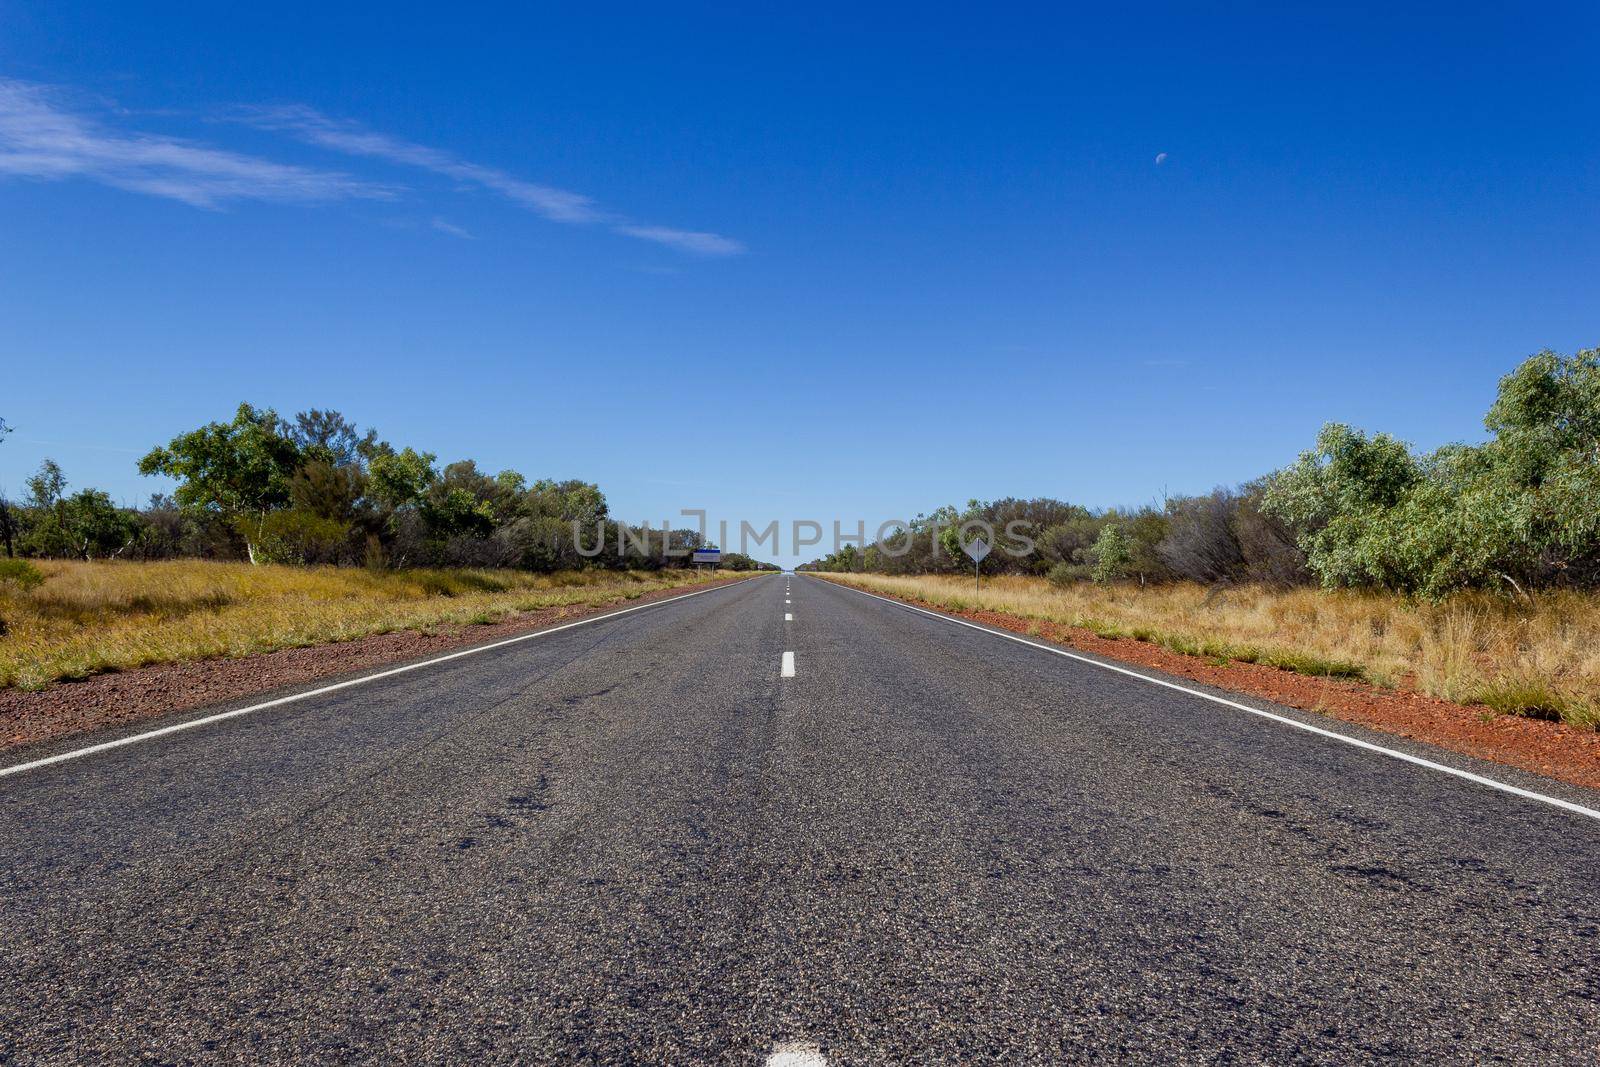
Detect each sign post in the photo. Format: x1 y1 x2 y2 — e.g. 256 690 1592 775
962 536 992 594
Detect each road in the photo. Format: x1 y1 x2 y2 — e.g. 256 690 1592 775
3 573 1598 1063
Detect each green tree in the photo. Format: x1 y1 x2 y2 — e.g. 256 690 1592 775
526 479 608 524
425 487 496 539
1121 507 1172 584
1481 347 1600 584
425 461 502 537
59 489 136 560
25 458 67 511
283 410 376 543
1264 348 1600 595
290 409 380 469
1263 423 1425 590
1089 522 1133 583
138 403 304 564
290 458 364 521
19 459 74 557
367 447 437 511
15 461 133 559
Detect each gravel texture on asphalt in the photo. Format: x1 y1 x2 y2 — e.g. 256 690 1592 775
2 573 1597 1063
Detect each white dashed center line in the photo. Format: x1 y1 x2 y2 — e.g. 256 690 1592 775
767 1041 826 1066
785 613 793 621
781 651 796 677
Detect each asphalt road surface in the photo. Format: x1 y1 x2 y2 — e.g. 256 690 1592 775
3 573 1598 1064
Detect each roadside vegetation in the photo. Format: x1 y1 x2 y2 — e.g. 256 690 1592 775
0 560 741 691
0 404 772 688
802 348 1600 731
818 573 1600 730
807 348 1600 598
0 405 773 572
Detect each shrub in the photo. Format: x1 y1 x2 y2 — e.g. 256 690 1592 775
253 510 354 565
1089 524 1133 583
0 558 44 591
1262 348 1600 596
1233 482 1312 586
1038 517 1102 570
1159 490 1245 583
1047 561 1089 586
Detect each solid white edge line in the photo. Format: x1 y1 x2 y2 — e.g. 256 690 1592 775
0 574 770 782
817 577 1600 823
781 651 796 677
766 1041 827 1066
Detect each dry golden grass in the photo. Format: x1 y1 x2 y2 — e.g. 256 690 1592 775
819 573 1600 729
0 560 747 691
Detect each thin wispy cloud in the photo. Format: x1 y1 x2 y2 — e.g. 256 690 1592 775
430 217 474 239
240 104 745 256
612 224 743 256
0 81 743 255
240 105 599 223
0 79 393 209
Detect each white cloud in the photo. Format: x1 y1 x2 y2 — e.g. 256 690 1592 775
0 83 744 256
241 105 599 223
0 79 394 208
430 217 474 239
241 104 744 255
611 224 745 256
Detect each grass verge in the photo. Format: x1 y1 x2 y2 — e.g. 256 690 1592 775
817 573 1600 730
0 560 747 690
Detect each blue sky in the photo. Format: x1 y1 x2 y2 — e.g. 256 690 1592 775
3 3 1596 565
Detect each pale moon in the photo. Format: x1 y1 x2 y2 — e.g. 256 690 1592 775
1155 152 1168 165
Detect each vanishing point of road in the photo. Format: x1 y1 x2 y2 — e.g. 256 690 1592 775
3 574 1597 1063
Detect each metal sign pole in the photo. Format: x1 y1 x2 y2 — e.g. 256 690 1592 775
962 536 991 596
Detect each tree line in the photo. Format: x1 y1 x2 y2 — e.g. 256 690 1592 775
803 347 1600 597
0 405 774 572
